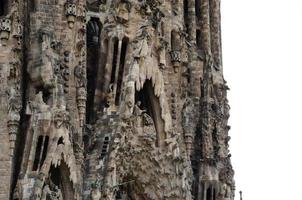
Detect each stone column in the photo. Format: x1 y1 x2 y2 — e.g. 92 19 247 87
188 0 197 42
210 0 222 69
200 0 212 54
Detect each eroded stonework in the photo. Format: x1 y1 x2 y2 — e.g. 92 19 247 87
0 0 234 199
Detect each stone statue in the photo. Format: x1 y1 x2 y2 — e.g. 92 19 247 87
116 2 131 23
133 101 146 116
33 92 50 113
74 63 87 88
133 22 153 60
7 87 21 115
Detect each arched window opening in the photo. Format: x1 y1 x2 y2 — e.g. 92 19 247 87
115 37 128 105
183 0 189 32
86 18 102 123
135 80 165 146
32 136 43 171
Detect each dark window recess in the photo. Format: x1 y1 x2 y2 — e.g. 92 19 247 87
35 87 51 104
110 39 119 85
86 18 102 123
100 137 110 159
195 0 201 18
87 18 101 47
196 29 202 49
32 136 43 171
183 0 189 32
58 137 64 145
49 162 75 199
115 186 126 200
206 187 212 200
0 0 7 16
115 37 128 105
40 136 49 169
135 80 165 146
29 0 36 12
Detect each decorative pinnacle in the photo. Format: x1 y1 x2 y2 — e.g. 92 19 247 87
239 191 243 200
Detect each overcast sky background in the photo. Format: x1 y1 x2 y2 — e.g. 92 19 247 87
221 0 302 199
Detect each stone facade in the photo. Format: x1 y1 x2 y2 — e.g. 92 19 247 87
0 0 235 199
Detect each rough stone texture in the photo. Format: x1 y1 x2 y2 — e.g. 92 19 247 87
0 0 235 199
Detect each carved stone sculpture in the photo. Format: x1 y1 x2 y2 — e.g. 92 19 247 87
0 1 235 200
65 2 77 28
0 18 11 45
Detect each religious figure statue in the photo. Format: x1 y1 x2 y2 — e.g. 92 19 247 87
74 62 87 88
133 101 146 116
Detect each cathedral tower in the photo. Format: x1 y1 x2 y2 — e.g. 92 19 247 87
0 0 234 199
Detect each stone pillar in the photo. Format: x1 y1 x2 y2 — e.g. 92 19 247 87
200 0 212 54
188 0 197 42
210 0 222 69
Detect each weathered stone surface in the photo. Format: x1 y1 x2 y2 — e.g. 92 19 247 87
0 0 234 199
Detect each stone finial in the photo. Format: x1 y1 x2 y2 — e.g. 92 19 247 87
7 87 21 157
65 2 77 28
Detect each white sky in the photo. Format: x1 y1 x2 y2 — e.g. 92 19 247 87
221 0 302 199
